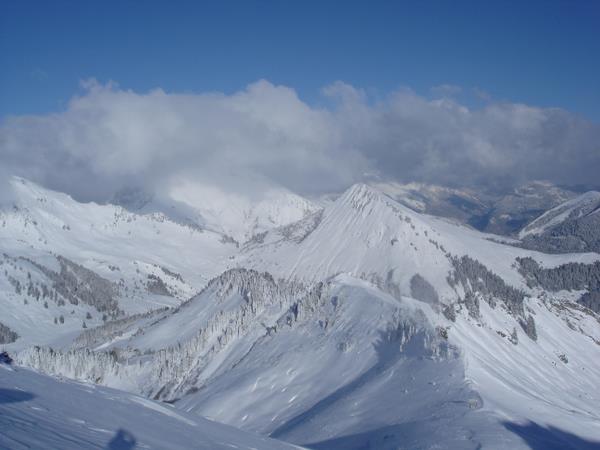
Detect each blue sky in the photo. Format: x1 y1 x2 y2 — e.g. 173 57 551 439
2 1 600 199
2 0 600 120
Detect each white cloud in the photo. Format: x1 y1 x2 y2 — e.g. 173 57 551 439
0 79 598 202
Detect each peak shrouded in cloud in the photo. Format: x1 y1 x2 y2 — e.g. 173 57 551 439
1 79 599 202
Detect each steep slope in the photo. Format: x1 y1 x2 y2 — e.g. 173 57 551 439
232 183 600 445
16 270 600 449
16 269 313 399
519 191 600 253
240 183 596 296
12 271 515 449
0 363 299 450
173 275 524 450
0 177 237 349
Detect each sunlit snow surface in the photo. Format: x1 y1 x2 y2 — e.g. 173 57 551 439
174 277 600 449
0 176 237 350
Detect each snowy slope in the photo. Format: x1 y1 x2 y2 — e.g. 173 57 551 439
228 184 600 446
240 183 598 294
11 273 514 448
520 191 600 238
517 191 600 254
487 181 576 235
15 271 600 449
1 177 236 292
0 177 237 350
447 290 600 446
0 363 300 450
172 276 513 449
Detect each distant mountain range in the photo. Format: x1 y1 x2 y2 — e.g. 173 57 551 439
372 180 577 235
519 190 600 253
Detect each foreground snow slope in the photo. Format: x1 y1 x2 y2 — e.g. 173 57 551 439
0 363 300 450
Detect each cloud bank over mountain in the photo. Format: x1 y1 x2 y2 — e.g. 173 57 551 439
1 79 599 201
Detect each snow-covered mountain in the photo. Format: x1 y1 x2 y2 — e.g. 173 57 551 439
373 180 576 236
0 176 238 349
371 181 493 226
6 180 600 449
520 191 600 238
518 191 600 254
240 183 595 291
487 181 576 235
0 363 299 450
113 180 321 244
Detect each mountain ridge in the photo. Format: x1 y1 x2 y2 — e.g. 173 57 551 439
3 176 600 449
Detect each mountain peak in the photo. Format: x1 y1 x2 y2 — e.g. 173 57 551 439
338 183 384 209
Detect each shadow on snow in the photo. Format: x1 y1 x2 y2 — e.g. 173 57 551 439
503 421 600 450
106 429 137 450
0 388 35 404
